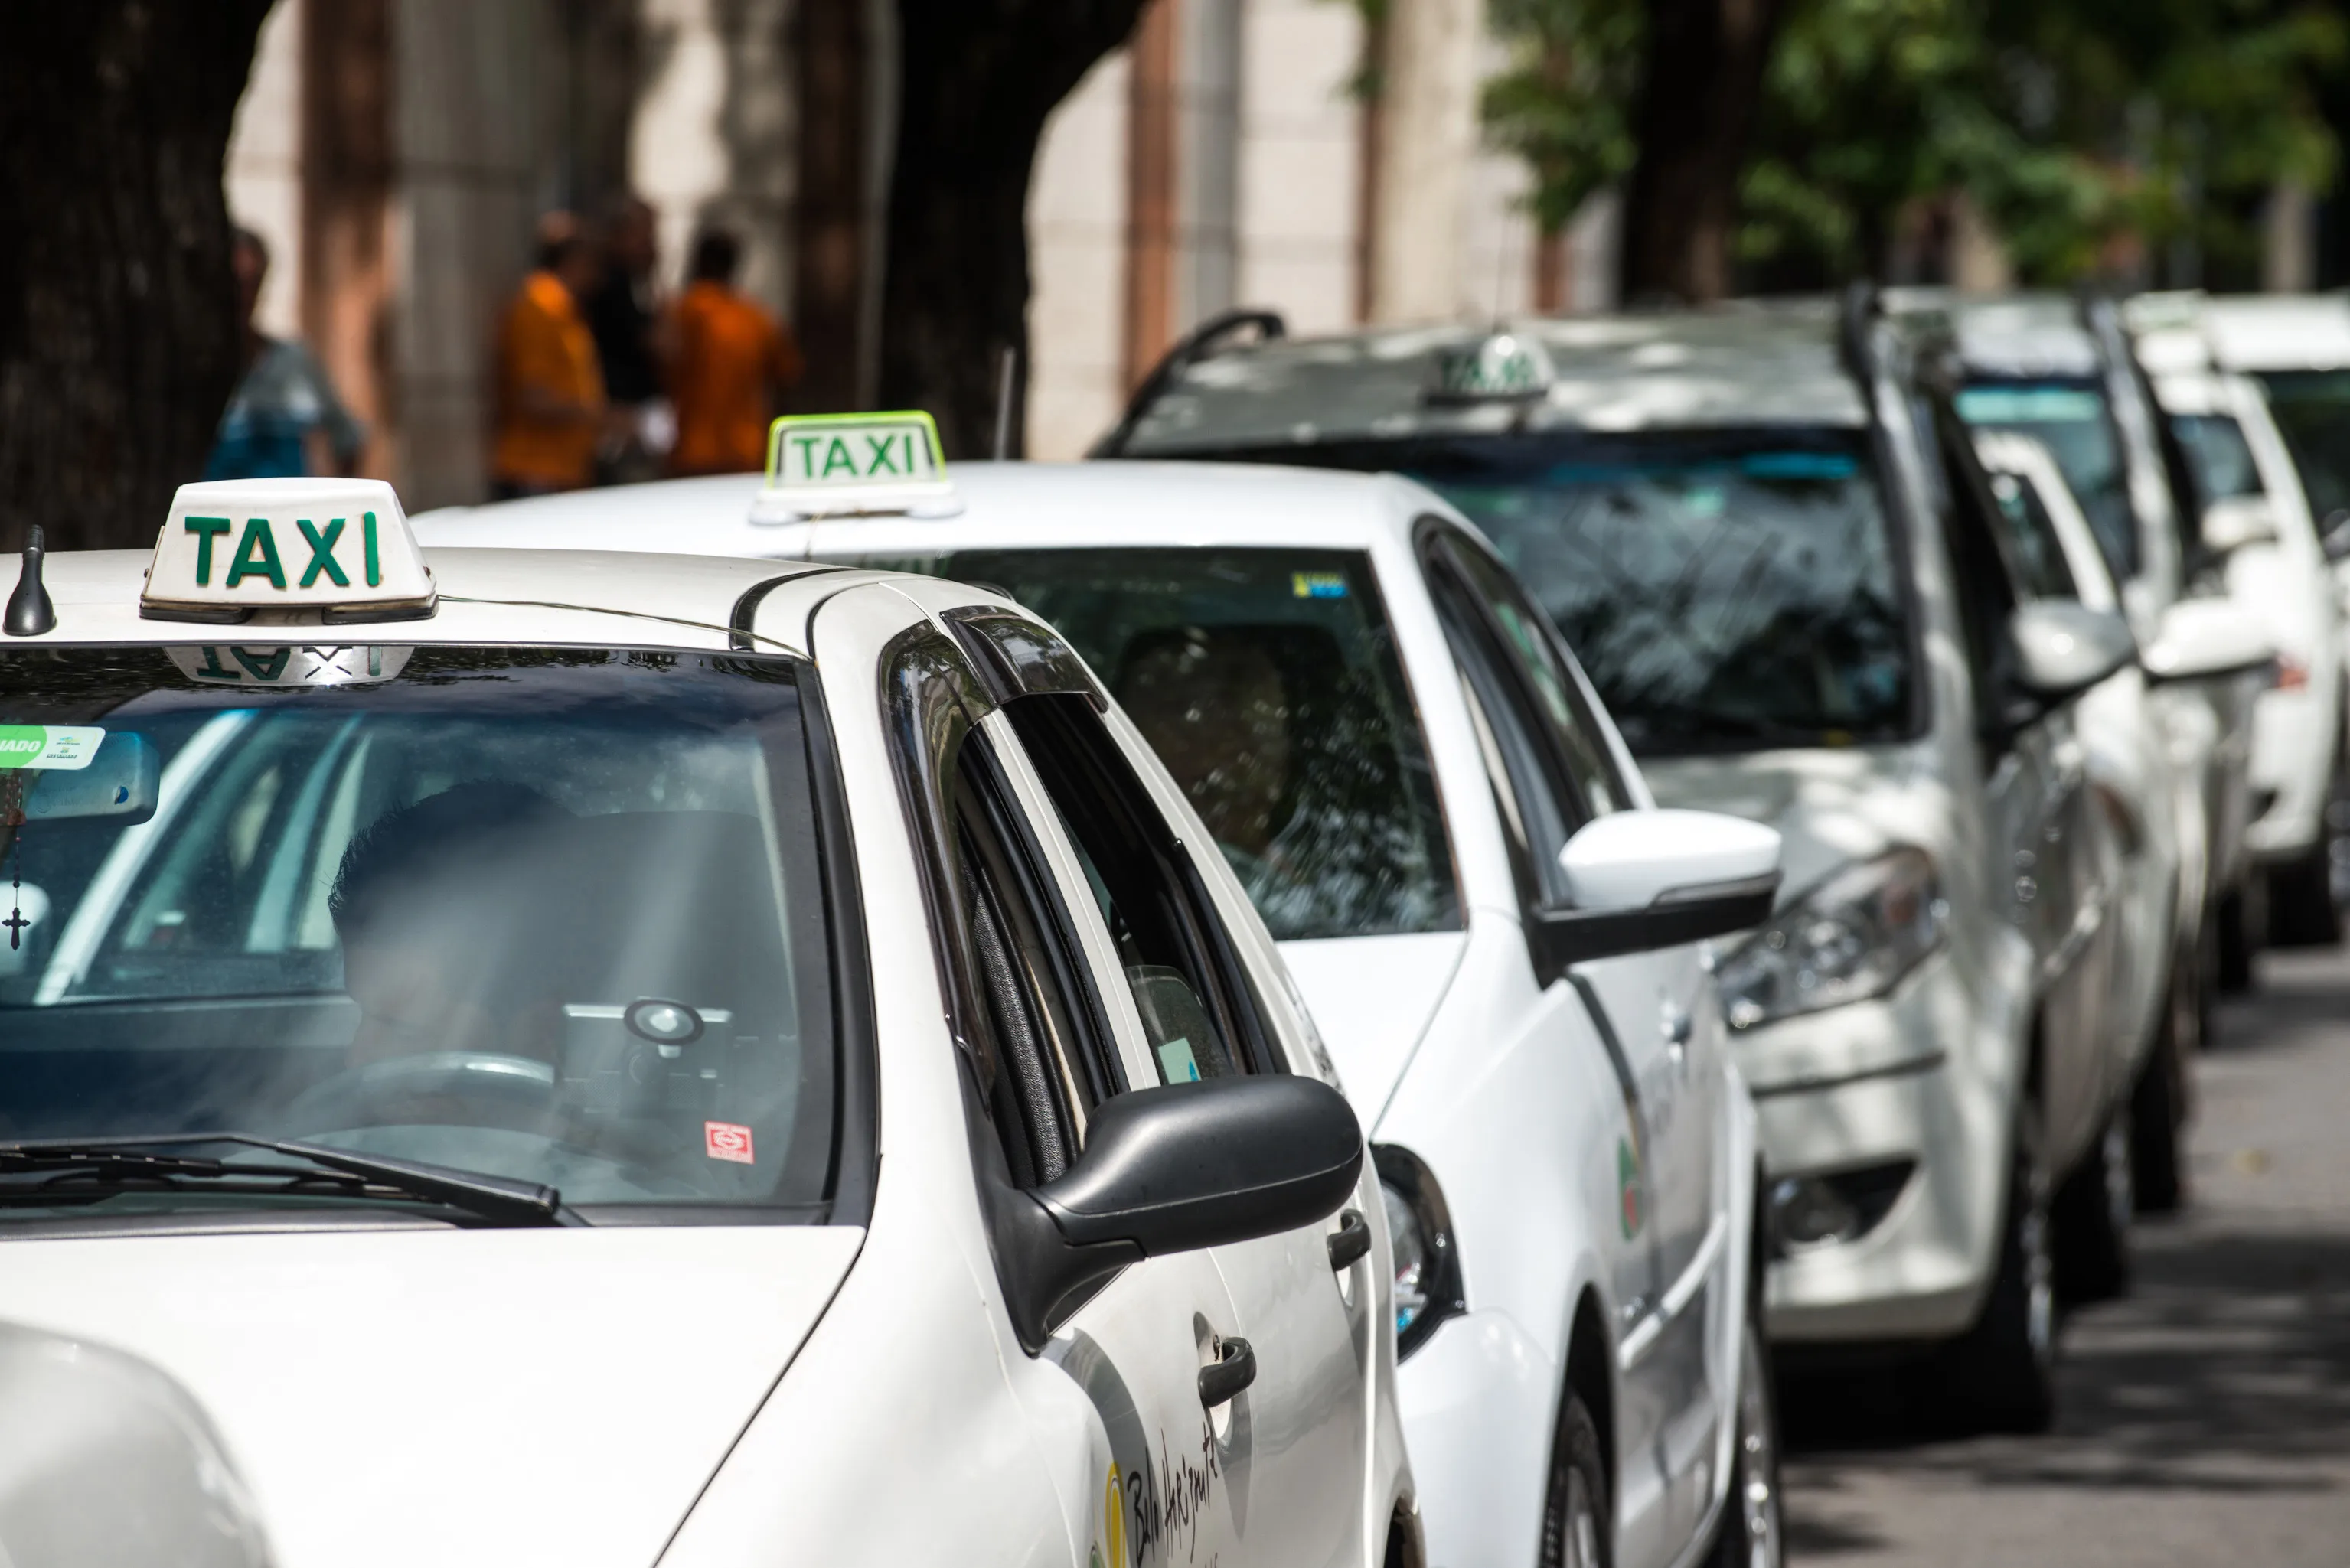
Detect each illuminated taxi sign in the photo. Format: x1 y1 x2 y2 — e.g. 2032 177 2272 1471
142 478 436 623
751 412 961 524
1429 331 1555 403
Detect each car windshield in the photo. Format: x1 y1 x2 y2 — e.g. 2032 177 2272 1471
1954 380 2139 580
1193 429 1914 756
2254 370 2350 523
2170 411 2264 504
0 645 837 1220
836 546 1458 942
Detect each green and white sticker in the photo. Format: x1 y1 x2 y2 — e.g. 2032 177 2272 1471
1156 1036 1202 1084
0 725 104 771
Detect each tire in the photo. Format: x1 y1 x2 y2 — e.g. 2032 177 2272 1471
2267 845 2341 948
2052 1106 2132 1304
1540 1391 1611 1568
1926 1109 2057 1433
1704 1315 1784 1568
2216 885 2257 994
2130 960 2194 1214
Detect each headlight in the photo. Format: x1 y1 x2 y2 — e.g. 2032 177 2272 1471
1715 846 1946 1030
1372 1146 1461 1360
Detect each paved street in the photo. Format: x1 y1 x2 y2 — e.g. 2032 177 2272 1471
1782 946 2350 1565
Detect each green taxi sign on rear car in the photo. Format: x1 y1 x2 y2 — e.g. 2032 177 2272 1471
141 478 436 623
751 412 961 524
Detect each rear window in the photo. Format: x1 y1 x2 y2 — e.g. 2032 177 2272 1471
1955 380 2139 582
0 646 838 1218
835 547 1459 942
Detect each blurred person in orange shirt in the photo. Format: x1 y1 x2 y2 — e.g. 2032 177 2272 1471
490 215 608 499
667 230 803 477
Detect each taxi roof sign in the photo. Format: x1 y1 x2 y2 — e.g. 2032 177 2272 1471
143 478 435 624
751 412 961 524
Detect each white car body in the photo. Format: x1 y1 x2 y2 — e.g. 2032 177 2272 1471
419 460 1782 1568
2130 311 2343 880
0 525 1413 1568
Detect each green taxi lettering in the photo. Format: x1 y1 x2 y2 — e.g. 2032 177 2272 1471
225 518 286 591
362 510 382 588
864 433 901 475
193 647 237 681
184 516 233 585
821 437 857 478
230 647 290 682
790 435 821 479
296 517 349 588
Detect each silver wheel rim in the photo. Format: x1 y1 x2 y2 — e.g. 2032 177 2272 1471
1565 1468 1601 1568
1736 1326 1784 1568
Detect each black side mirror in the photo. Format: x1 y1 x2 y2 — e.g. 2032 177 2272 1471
997 1075 1363 1347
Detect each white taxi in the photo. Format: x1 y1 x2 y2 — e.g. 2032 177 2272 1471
0 479 1412 1568
419 422 1791 1568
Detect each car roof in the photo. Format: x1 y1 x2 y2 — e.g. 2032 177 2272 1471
0 546 853 656
1115 298 1868 451
2198 293 2350 373
1885 289 2104 379
416 461 1445 557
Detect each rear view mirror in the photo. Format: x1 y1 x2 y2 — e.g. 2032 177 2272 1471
2201 497 2280 556
1534 809 1782 969
2143 598 2275 685
2007 601 2136 703
1000 1075 1363 1344
15 732 158 823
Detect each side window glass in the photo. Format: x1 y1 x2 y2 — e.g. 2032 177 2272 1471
1933 410 2023 721
1986 471 2080 601
1004 693 1278 1084
1438 536 1634 822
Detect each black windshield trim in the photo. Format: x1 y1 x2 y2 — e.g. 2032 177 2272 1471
797 657 876 1227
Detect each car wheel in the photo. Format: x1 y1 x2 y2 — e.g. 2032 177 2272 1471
1928 1109 2056 1433
2267 845 2341 947
2130 961 2194 1214
2216 885 2256 994
1705 1315 1784 1568
1541 1391 1611 1568
2053 1106 2132 1304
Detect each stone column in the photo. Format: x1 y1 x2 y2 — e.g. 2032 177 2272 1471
1369 0 1480 324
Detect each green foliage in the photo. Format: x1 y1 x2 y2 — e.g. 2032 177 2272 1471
1480 0 2348 285
1481 0 1646 233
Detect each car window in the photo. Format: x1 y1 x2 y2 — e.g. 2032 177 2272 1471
834 546 1459 944
1954 380 2140 582
1933 413 2025 729
1002 693 1282 1084
2169 412 2264 504
2255 370 2350 521
0 646 837 1215
1986 471 2081 601
1431 530 1635 820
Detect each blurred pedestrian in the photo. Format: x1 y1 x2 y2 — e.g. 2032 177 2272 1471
204 227 365 481
489 214 607 500
667 230 803 478
585 194 668 484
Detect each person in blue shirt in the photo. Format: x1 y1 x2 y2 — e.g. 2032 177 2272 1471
203 227 366 481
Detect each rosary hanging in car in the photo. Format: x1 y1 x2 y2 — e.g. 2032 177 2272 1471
2 771 26 951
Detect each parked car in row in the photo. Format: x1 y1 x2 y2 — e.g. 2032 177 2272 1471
1088 291 2267 1429
420 433 1793 1568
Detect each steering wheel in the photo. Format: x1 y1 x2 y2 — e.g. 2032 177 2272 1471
279 1051 561 1139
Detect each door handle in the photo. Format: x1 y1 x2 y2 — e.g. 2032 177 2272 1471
1199 1336 1255 1408
1327 1209 1372 1271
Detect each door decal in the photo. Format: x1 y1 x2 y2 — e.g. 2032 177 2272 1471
1618 1137 1647 1239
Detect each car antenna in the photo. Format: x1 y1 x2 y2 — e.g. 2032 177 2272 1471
5 526 54 637
992 344 1022 461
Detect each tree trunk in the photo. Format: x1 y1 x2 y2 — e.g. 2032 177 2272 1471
0 1 276 551
1617 0 1786 304
793 0 873 416
878 0 1148 459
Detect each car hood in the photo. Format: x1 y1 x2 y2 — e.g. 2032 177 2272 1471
0 1224 863 1568
1277 931 1468 1120
1636 743 1949 903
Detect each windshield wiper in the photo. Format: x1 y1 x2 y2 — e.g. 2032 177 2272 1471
0 1133 576 1227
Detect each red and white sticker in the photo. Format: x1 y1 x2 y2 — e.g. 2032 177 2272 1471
704 1120 757 1165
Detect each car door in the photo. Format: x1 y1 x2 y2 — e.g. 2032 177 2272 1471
1418 524 1713 1568
885 624 1245 1568
1932 406 2107 1166
991 681 1372 1568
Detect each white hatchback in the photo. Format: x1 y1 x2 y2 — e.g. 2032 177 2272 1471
1 479 1409 1568
420 447 1790 1568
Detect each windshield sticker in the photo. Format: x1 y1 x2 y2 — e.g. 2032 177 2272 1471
1156 1037 1202 1084
1955 386 2105 424
704 1120 756 1164
0 726 103 772
166 644 414 688
1291 571 1349 599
